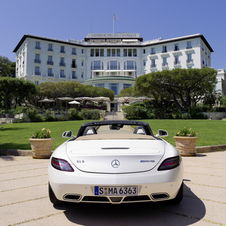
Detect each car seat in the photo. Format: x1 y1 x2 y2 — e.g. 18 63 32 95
83 126 97 135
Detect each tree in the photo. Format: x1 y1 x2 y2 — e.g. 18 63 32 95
0 56 12 77
0 77 37 109
134 68 217 112
118 87 136 97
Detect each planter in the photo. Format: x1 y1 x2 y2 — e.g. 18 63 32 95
29 138 54 159
173 136 198 156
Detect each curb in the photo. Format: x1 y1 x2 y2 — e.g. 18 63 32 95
0 145 226 156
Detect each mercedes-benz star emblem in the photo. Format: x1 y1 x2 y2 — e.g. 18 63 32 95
111 159 120 168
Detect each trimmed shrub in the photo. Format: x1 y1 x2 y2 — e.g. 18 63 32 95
80 109 101 120
68 108 82 120
26 108 43 122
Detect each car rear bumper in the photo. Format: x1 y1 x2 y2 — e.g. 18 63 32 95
48 162 183 204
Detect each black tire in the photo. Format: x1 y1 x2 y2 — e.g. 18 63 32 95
170 182 184 204
48 183 63 204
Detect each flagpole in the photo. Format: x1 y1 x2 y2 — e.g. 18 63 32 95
113 14 114 34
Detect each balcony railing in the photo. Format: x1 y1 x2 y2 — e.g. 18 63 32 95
47 61 54 65
34 59 41 64
187 59 193 64
174 61 181 65
60 74 66 78
59 62 66 67
48 73 54 77
34 71 41 76
71 52 77 55
71 64 77 68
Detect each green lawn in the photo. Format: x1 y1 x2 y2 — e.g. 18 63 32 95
0 120 225 150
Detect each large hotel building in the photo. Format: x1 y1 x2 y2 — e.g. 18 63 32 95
13 33 225 110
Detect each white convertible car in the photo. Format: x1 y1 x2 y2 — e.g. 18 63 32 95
48 120 183 205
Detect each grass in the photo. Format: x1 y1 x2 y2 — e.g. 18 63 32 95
0 119 225 150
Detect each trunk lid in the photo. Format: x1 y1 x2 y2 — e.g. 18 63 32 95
66 139 165 174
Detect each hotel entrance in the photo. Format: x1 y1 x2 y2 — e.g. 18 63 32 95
111 103 117 112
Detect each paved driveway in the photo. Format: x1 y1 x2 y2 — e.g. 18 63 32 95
0 151 225 226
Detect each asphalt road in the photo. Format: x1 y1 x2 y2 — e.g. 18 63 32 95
0 151 225 226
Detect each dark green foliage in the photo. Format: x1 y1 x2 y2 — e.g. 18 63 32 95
44 110 55 121
80 109 101 120
26 108 43 122
68 108 82 120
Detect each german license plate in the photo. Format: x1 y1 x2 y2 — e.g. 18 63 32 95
94 186 138 196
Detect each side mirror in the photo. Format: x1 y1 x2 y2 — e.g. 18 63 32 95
62 130 73 138
156 129 168 137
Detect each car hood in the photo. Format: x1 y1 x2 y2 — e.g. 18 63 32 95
66 139 165 174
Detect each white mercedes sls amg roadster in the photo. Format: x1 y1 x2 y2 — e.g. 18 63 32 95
48 120 183 204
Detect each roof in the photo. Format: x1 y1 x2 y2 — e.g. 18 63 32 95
13 33 214 53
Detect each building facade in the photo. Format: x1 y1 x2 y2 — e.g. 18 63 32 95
14 32 217 110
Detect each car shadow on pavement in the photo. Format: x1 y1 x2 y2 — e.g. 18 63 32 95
54 183 206 226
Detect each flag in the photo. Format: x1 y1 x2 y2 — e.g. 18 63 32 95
113 14 118 21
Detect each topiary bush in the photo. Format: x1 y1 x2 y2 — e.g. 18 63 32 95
80 109 101 120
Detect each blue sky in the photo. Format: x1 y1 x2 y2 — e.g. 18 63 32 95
1 0 225 69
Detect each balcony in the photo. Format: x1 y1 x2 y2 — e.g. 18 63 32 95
60 74 66 78
48 48 53 52
187 59 193 64
174 61 181 65
34 59 41 64
162 63 168 67
71 64 77 68
151 64 156 68
48 73 54 77
34 71 41 76
59 62 66 67
71 52 77 55
47 61 54 65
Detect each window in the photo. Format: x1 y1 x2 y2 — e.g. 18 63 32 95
81 60 84 66
71 59 76 68
107 61 120 70
95 49 99 57
123 84 132 89
143 49 145 54
112 49 116 57
72 71 77 79
109 83 119 95
60 58 65 67
72 48 76 55
35 66 40 75
48 68 53 77
60 70 65 78
47 56 53 65
81 72 84 78
35 42 40 49
124 61 136 70
34 54 41 63
174 44 179 51
151 59 156 68
96 83 105 88
34 81 39 85
187 54 193 63
133 49 137 57
100 49 104 57
187 41 192 49
48 44 53 51
91 61 103 70
128 49 132 57
91 49 94 57
143 60 146 66
151 48 155 55
123 49 127 57
117 49 120 57
81 49 84 54
162 46 167 53
162 58 168 66
60 46 65 53
174 56 180 65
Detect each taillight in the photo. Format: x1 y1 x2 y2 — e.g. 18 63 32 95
158 156 181 171
51 157 74 172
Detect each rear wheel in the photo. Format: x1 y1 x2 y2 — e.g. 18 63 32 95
48 183 63 204
170 182 184 204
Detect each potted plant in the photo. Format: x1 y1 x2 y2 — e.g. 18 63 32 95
29 128 54 159
174 128 198 156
